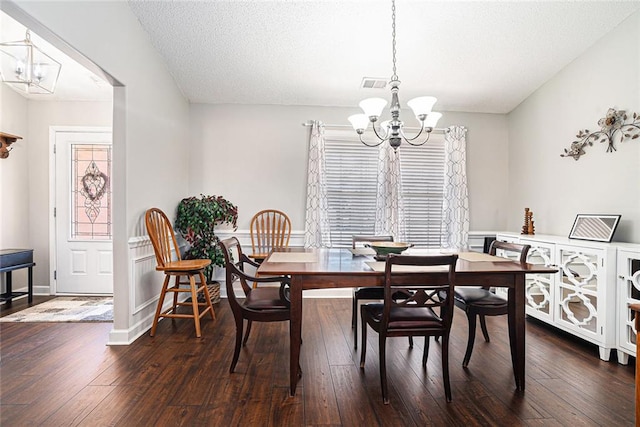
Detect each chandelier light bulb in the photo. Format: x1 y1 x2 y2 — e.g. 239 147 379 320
15 59 25 78
424 112 442 129
33 63 44 82
359 98 387 121
407 96 437 119
348 114 370 133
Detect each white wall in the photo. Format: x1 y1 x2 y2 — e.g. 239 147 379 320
508 11 640 243
0 85 29 248
189 104 509 233
11 1 191 343
0 85 30 289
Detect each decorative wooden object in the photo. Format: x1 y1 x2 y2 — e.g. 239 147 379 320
0 132 23 159
521 208 535 235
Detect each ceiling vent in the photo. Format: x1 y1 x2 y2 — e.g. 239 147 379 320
360 77 387 89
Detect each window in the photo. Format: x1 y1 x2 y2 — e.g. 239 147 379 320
324 129 445 248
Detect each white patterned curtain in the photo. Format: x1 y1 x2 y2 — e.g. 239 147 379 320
304 121 331 247
374 143 407 241
441 125 469 250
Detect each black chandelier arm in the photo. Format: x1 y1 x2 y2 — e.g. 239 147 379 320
358 133 387 147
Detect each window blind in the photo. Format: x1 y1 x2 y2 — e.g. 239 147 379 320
324 128 445 248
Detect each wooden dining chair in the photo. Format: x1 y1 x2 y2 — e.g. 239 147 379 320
360 254 458 404
249 209 291 263
218 237 292 373
453 241 530 367
145 208 216 338
351 235 398 349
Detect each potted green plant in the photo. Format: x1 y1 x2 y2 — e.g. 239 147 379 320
175 194 238 302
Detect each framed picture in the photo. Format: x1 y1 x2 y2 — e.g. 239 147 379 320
568 214 621 243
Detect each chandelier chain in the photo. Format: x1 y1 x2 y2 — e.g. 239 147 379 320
391 0 398 82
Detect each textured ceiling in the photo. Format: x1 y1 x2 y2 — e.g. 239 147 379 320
128 0 640 114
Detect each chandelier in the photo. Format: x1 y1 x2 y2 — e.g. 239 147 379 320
0 29 61 94
348 0 441 150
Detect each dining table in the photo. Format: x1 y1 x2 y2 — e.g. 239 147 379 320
257 247 558 397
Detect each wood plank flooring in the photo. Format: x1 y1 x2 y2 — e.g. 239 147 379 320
0 298 635 426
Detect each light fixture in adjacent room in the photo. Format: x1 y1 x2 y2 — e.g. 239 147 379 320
0 29 61 94
348 0 441 150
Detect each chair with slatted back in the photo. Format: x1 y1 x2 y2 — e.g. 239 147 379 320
218 237 292 373
145 208 216 338
360 254 458 404
249 209 292 263
453 241 530 367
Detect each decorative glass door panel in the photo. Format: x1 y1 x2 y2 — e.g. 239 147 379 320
617 250 640 363
521 240 555 323
71 144 112 240
556 247 601 337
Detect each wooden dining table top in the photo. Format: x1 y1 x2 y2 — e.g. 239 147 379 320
257 247 556 282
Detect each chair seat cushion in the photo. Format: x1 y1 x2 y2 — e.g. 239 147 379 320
454 288 507 307
362 303 442 329
244 287 288 310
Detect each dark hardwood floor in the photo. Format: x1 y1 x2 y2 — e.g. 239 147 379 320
0 298 635 426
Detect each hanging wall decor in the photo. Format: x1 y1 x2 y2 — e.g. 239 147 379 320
561 108 640 160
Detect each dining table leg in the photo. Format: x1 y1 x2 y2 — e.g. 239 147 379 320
508 273 526 391
289 276 303 396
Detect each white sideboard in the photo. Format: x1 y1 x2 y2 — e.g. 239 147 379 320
615 245 640 364
496 232 640 364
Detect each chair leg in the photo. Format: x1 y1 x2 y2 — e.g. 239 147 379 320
442 334 452 402
243 320 253 346
189 275 202 338
359 309 367 369
150 275 171 336
351 295 358 350
422 336 430 367
409 336 414 348
462 312 477 367
352 294 357 329
379 334 389 405
479 314 490 342
172 276 180 315
230 316 244 373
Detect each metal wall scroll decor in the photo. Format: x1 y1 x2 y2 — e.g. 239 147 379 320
561 108 640 160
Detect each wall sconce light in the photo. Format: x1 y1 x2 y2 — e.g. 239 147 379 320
561 108 640 160
0 132 23 159
0 29 61 94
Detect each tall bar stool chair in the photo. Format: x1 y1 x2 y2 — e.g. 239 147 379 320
145 208 216 338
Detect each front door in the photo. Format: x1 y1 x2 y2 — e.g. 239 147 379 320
54 129 113 294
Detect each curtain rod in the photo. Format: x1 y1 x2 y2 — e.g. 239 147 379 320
301 121 448 134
